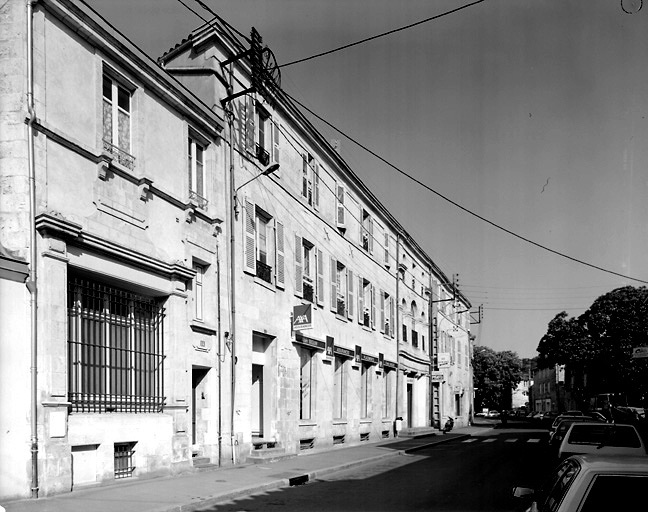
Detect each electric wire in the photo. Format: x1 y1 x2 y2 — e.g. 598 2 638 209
274 0 486 69
281 90 648 286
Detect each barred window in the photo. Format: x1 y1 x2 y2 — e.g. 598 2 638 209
67 275 165 413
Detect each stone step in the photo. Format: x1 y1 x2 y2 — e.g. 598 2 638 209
398 427 439 438
247 446 294 464
192 456 219 471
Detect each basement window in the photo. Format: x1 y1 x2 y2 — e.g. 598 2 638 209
114 442 136 479
333 435 346 445
360 432 370 442
300 438 315 451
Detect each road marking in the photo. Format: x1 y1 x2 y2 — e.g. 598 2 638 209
527 438 541 443
504 438 517 442
483 438 496 443
462 438 478 443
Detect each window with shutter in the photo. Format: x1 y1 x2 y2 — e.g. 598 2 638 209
313 162 320 210
245 96 255 153
379 289 385 334
347 269 354 320
336 184 345 229
243 197 256 274
371 284 376 330
357 275 364 325
384 233 390 266
275 220 285 288
316 248 324 306
272 120 280 164
330 257 337 313
295 234 303 297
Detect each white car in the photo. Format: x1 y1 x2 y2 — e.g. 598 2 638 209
514 454 648 511
558 422 647 459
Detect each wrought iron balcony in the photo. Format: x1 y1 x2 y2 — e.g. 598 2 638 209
256 260 272 284
337 297 346 317
303 281 314 303
255 143 270 166
189 190 208 210
103 139 135 170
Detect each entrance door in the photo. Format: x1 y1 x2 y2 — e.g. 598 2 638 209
192 368 208 445
251 364 264 437
407 383 413 427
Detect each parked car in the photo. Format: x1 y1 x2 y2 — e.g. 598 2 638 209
513 454 648 511
558 422 647 460
583 411 607 422
487 410 500 418
549 418 604 453
550 415 603 434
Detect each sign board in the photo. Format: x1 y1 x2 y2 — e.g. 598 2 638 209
361 353 379 365
430 371 445 383
325 336 334 358
438 352 451 368
294 334 325 350
632 346 648 359
354 345 362 365
383 360 398 370
293 304 312 331
333 345 354 358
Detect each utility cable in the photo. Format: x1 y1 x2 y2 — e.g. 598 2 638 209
275 0 486 69
282 90 648 285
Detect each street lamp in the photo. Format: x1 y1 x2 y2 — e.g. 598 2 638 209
233 162 280 219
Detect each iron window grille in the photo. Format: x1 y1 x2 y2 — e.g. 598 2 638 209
67 276 166 413
256 259 272 284
256 143 270 166
114 442 136 479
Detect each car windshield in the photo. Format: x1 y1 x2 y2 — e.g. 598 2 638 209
567 424 642 448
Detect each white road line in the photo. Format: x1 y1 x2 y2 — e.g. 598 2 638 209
483 438 496 443
462 438 478 443
504 438 517 443
527 439 541 443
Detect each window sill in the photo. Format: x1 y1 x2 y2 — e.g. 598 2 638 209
335 314 348 323
253 276 277 292
332 420 348 425
359 419 372 424
299 421 318 427
190 320 217 335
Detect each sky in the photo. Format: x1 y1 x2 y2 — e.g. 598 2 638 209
85 0 648 358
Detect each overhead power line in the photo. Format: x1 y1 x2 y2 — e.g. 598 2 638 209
282 91 648 286
275 0 486 69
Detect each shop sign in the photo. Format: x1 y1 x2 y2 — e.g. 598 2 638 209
293 304 312 331
333 345 354 358
632 346 648 359
383 360 398 370
430 371 445 382
438 352 451 368
361 353 379 365
294 333 325 350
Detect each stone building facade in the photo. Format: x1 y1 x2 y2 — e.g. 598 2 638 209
0 0 471 500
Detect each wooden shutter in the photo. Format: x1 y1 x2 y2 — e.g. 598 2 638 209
384 233 389 266
330 257 337 312
336 184 345 227
357 275 364 324
371 283 376 330
313 161 320 210
245 95 255 153
368 216 374 253
316 248 324 306
243 197 256 274
294 234 303 297
272 120 280 163
275 220 285 288
389 296 395 337
379 289 385 334
347 269 354 320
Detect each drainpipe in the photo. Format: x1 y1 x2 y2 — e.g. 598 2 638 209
394 233 401 423
428 265 433 428
216 245 222 466
226 67 237 465
26 0 39 499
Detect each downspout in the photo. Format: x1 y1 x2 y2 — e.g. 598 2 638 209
26 0 39 499
394 233 401 422
216 245 222 466
226 67 237 465
428 265 433 428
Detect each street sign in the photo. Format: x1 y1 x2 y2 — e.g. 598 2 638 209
430 371 444 382
293 304 312 331
632 346 648 359
438 353 451 368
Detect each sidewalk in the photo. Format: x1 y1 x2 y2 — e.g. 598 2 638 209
2 425 489 512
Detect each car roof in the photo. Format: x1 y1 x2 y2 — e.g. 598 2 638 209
569 454 648 472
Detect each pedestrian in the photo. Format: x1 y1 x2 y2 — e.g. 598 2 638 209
501 409 508 426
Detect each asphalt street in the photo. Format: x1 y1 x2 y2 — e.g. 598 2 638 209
200 426 553 512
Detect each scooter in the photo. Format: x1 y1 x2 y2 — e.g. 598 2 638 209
442 416 455 433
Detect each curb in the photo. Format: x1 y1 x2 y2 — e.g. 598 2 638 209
165 433 472 511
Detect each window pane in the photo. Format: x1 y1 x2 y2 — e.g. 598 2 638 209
117 109 130 152
103 77 112 100
103 99 113 142
117 85 130 112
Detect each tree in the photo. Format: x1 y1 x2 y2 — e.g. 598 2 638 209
536 311 591 368
473 346 524 411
